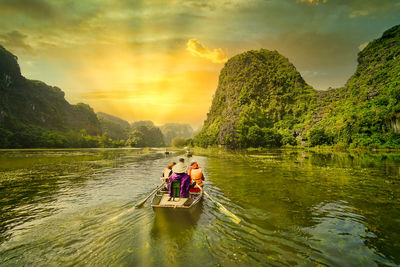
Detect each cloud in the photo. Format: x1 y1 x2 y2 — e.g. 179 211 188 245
358 42 369 51
296 0 328 5
184 1 216 11
0 30 32 52
186 39 228 63
0 0 57 18
349 9 370 18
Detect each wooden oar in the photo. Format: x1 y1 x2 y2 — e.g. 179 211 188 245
197 186 241 224
135 183 164 208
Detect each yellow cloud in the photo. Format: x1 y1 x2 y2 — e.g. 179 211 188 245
186 38 228 63
349 10 370 18
296 0 327 5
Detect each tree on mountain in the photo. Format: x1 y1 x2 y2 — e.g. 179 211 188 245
127 124 165 147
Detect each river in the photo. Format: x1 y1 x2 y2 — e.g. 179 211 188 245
0 148 399 266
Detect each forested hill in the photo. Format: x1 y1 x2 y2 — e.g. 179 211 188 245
0 45 102 148
97 112 130 140
194 24 400 149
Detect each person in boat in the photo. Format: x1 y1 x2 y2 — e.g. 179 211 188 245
188 160 205 193
168 158 191 199
161 162 175 190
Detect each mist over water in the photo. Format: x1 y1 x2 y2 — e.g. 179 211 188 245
0 148 399 266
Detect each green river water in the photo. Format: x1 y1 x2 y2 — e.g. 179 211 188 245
0 148 399 266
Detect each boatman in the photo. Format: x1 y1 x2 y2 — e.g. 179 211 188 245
188 160 205 193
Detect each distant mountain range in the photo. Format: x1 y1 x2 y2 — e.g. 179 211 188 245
194 24 400 149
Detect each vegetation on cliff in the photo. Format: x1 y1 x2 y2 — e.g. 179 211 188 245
0 45 106 148
97 112 130 140
311 24 400 148
194 49 316 148
194 24 400 149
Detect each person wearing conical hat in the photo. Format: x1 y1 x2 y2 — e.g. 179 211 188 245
168 158 191 199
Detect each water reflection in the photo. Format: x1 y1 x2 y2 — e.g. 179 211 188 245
200 149 400 265
305 201 389 266
151 204 203 247
0 148 163 245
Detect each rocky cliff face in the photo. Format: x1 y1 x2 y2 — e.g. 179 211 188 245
0 45 21 85
0 45 102 146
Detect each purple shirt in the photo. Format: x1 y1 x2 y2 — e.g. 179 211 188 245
168 172 191 198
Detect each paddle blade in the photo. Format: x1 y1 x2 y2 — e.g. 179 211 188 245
216 202 241 224
203 191 241 224
135 201 145 208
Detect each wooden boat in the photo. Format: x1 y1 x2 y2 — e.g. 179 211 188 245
151 186 203 211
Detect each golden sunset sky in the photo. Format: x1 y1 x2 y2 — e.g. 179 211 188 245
0 0 399 127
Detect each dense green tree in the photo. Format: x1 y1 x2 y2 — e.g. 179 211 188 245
308 129 333 147
281 132 298 146
171 137 187 147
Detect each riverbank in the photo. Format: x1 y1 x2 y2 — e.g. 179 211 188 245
190 145 400 156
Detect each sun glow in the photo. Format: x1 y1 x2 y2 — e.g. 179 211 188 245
72 42 222 126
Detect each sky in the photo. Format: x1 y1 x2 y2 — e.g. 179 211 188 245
0 0 399 128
